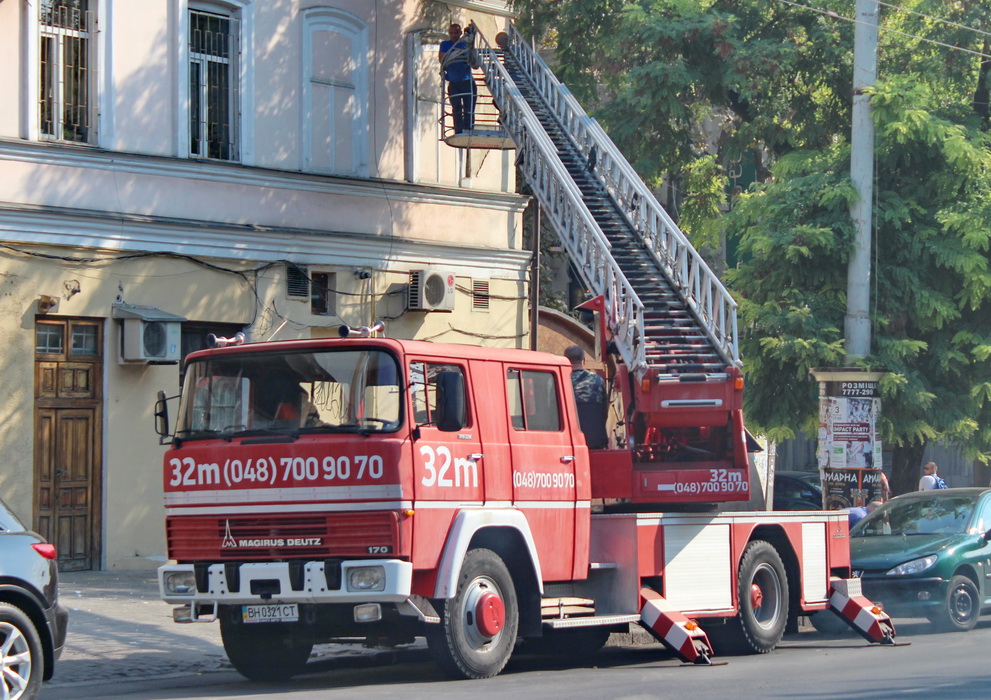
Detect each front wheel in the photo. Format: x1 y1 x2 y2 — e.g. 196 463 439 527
0 602 43 700
708 540 789 655
427 548 519 679
219 609 313 682
928 575 980 632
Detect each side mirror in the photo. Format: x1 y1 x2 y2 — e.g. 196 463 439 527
983 527 991 543
155 390 172 443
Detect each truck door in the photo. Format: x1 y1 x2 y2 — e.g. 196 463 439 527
505 365 576 581
408 360 484 570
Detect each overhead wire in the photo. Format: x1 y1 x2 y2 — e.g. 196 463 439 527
771 0 991 60
3 242 518 334
875 1 991 41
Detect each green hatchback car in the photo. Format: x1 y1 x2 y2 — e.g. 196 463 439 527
849 488 991 631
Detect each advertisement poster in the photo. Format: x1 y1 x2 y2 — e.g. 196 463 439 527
816 379 884 509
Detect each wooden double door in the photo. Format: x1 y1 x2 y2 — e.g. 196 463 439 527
34 318 103 571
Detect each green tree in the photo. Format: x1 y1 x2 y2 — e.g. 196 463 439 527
513 0 991 491
728 76 991 493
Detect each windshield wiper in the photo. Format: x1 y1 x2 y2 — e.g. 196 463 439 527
327 423 375 436
175 429 232 442
227 427 300 441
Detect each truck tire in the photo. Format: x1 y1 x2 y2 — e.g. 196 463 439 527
0 602 43 700
427 548 519 679
927 575 980 632
219 609 313 682
709 540 789 655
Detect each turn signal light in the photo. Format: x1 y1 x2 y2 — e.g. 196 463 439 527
403 509 415 517
32 543 57 560
734 376 744 390
871 605 883 615
685 620 699 630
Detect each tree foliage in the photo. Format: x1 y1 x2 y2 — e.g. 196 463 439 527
513 0 991 487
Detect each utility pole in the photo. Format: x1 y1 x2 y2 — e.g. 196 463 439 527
813 2 884 513
844 0 879 362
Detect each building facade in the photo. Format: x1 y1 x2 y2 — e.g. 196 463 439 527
0 0 528 570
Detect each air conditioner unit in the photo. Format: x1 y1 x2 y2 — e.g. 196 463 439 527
122 319 182 362
408 269 456 312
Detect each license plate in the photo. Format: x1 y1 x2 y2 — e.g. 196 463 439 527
242 604 299 624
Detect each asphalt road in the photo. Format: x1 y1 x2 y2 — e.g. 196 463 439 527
42 618 991 700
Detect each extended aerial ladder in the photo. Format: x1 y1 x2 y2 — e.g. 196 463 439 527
449 25 751 505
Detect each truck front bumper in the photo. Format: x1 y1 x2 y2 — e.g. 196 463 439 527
159 559 414 606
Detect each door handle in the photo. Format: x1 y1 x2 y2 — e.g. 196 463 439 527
468 453 484 461
560 455 575 464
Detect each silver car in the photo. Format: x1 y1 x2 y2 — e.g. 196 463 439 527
0 498 68 700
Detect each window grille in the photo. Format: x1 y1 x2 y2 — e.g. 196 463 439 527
40 0 97 143
286 265 311 299
189 9 240 161
472 280 490 310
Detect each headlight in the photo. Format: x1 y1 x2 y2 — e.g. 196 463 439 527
886 555 937 576
164 571 198 595
348 566 386 592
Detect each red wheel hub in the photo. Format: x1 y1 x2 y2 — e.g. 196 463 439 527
474 590 505 638
750 583 764 610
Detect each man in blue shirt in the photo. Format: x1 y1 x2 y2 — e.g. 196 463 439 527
847 500 882 529
439 23 476 134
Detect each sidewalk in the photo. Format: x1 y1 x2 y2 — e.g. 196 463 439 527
46 570 228 691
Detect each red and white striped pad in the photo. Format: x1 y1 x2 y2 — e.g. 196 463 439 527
828 577 896 643
639 587 713 664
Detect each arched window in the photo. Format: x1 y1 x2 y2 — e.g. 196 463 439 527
302 9 369 176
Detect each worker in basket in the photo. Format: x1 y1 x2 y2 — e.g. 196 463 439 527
439 23 477 134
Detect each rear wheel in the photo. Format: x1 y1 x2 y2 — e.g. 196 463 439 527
219 609 313 682
708 540 789 655
427 548 519 679
927 575 980 632
0 602 43 700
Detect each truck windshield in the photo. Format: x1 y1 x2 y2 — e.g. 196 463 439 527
175 348 402 439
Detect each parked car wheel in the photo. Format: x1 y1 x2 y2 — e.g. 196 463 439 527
927 575 980 632
0 602 43 700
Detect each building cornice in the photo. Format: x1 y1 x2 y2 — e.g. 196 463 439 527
445 1 517 19
0 139 528 215
0 201 531 278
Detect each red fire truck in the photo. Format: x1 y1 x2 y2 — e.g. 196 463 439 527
156 328 894 681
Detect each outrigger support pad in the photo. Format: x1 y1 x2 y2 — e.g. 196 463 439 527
827 577 897 644
638 587 714 665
